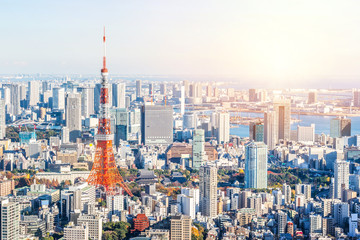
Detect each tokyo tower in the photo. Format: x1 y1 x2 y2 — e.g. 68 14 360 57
87 29 133 196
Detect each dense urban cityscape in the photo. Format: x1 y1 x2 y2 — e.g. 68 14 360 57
2 60 360 240
3 1 360 240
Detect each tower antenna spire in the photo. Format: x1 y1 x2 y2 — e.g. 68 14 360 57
102 26 107 73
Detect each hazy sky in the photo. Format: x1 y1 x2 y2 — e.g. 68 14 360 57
1 0 360 87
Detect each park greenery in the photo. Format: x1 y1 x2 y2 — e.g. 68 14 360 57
103 221 131 240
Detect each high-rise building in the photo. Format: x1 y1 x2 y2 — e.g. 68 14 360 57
180 86 185 116
283 183 291 205
112 83 126 108
249 121 264 142
160 83 166 95
192 129 205 170
247 195 262 216
206 84 213 97
189 83 197 98
0 179 15 196
141 105 173 145
308 91 317 104
183 80 189 97
148 83 154 96
295 184 312 200
94 83 102 114
183 112 197 129
77 215 102 240
136 80 142 99
110 108 128 146
310 214 322 233
3 83 21 116
110 108 140 145
79 87 94 118
0 100 5 139
177 194 195 219
264 111 277 150
0 199 20 240
42 81 49 93
334 160 349 199
28 81 40 106
273 100 291 141
62 127 69 144
66 93 82 142
277 211 287 236
353 89 360 107
349 214 358 237
170 214 191 240
181 188 199 212
249 89 257 102
333 202 349 228
216 112 230 144
53 87 65 110
107 194 124 216
330 117 351 138
297 124 315 143
199 165 217 218
245 142 268 189
213 86 219 98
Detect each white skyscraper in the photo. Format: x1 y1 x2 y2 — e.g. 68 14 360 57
310 214 322 233
77 215 102 240
28 81 40 106
199 165 217 218
112 83 126 108
245 142 268 189
177 194 196 219
264 100 291 149
0 199 20 240
181 188 199 212
277 211 287 235
273 99 291 141
216 112 230 144
106 194 124 216
264 111 277 150
334 160 349 199
5 84 21 116
66 93 82 142
62 127 69 144
53 87 65 110
283 183 291 205
0 100 5 139
136 80 142 98
2 87 10 106
349 214 359 237
295 184 312 200
180 85 185 116
297 124 315 143
80 87 94 118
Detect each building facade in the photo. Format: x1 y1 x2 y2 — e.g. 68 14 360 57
199 165 217 218
245 142 268 189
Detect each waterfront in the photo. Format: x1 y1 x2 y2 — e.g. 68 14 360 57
230 113 360 138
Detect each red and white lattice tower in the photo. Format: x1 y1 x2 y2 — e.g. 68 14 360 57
87 29 133 196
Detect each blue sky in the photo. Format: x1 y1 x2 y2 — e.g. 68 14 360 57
1 0 360 88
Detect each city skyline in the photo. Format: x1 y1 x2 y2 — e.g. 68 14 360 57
1 1 360 88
